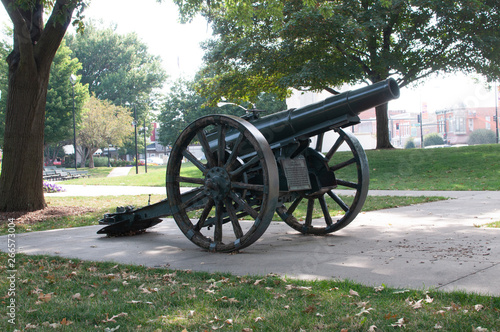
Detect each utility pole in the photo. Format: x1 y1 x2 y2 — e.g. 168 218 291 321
495 82 499 144
70 74 77 170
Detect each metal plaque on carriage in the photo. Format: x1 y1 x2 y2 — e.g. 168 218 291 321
281 156 312 191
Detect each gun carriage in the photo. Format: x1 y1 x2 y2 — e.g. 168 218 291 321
98 78 400 252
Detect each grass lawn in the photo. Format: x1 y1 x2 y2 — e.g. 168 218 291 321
64 144 500 190
1 253 498 331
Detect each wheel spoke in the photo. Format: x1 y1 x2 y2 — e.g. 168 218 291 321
327 190 349 212
287 197 303 215
318 196 333 226
197 130 216 167
336 179 359 189
177 176 204 185
331 157 356 172
230 191 259 219
182 149 206 173
181 188 208 210
225 198 244 239
217 124 227 167
229 155 260 177
325 135 345 161
305 199 315 227
194 199 214 231
224 133 244 170
214 201 223 243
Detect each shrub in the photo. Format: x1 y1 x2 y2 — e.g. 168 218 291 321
404 138 416 149
468 129 496 145
423 133 444 147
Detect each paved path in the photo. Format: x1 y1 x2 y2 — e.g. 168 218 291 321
5 187 500 296
106 167 132 177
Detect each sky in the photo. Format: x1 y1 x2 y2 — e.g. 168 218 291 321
1 0 498 114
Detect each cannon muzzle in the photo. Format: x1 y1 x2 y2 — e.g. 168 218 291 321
250 78 399 147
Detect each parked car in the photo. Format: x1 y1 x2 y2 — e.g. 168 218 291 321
147 157 165 165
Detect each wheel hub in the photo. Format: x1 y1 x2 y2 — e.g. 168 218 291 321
204 167 231 202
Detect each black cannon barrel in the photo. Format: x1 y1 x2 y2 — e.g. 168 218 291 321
251 78 400 147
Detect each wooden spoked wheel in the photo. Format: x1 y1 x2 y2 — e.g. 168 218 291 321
166 115 279 252
276 128 369 235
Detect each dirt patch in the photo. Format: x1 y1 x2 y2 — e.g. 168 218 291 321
0 206 96 225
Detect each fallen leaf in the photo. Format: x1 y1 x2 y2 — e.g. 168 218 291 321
425 295 434 303
102 312 128 323
72 293 81 301
242 328 253 332
254 279 264 285
374 286 385 292
349 289 360 297
104 326 121 332
254 317 264 322
368 325 377 332
434 323 443 329
391 318 406 328
472 327 489 332
474 304 484 311
25 323 38 329
42 321 61 328
60 318 73 325
303 305 316 313
356 307 375 316
38 293 53 303
225 319 233 325
188 310 195 319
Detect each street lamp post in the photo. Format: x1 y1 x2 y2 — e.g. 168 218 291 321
69 74 77 170
143 122 148 174
133 105 138 174
495 82 499 144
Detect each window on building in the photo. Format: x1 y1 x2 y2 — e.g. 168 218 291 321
468 119 474 131
456 117 465 133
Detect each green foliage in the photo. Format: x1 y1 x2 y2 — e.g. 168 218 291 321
44 40 89 161
157 78 287 147
0 31 10 148
468 129 497 145
423 133 444 147
65 22 167 118
404 137 416 149
191 0 500 102
78 96 134 168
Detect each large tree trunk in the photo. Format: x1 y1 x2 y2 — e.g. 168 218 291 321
0 63 49 211
375 103 394 149
0 0 77 212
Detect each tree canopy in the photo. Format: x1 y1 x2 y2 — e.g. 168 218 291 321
78 95 133 168
66 22 167 116
175 0 500 148
157 77 287 147
44 40 88 163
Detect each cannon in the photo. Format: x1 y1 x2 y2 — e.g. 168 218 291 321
98 78 400 252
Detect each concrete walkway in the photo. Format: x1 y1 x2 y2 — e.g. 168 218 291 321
106 167 132 177
4 187 500 296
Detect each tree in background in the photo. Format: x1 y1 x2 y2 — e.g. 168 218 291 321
0 29 9 147
0 0 86 212
66 22 167 117
175 0 500 149
78 96 133 168
44 40 88 165
157 77 287 147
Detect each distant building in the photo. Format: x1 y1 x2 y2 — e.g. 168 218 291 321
436 107 499 145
